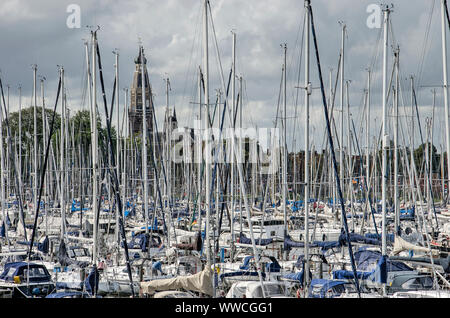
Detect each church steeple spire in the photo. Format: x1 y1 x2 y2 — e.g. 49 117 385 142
128 46 153 137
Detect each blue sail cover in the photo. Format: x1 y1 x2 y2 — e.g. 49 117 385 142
282 270 312 284
364 233 395 242
314 241 341 252
219 271 266 281
239 233 273 246
283 235 310 250
375 255 388 284
84 267 99 296
284 235 338 253
266 257 282 273
0 222 5 238
332 270 372 280
38 236 49 254
338 231 381 246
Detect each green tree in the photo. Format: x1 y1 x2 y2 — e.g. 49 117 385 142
5 106 61 154
414 143 439 174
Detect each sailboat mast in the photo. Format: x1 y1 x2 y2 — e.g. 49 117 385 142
230 30 236 260
91 31 99 265
33 64 38 217
346 80 353 230
197 67 202 232
203 0 212 266
339 23 346 222
282 43 288 251
394 47 400 234
114 50 120 245
18 85 22 191
303 0 311 289
121 87 128 258
115 51 120 194
41 77 47 233
0 76 8 244
441 0 450 202
60 66 66 239
366 69 371 227
141 45 150 236
381 7 390 295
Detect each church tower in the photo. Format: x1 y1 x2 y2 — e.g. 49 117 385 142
128 47 153 137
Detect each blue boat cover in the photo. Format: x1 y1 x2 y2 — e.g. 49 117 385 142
0 262 52 283
308 279 347 298
84 267 99 296
121 233 162 251
46 291 91 298
282 270 312 284
55 281 83 290
239 232 273 246
354 250 412 272
332 270 372 280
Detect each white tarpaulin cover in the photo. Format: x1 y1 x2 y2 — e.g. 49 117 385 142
140 267 213 296
392 235 430 255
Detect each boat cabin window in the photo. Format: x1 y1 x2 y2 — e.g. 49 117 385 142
68 248 88 258
263 220 284 226
331 284 346 295
244 220 284 227
401 276 433 290
5 267 16 278
24 267 48 278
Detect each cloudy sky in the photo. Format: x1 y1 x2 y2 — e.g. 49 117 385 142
0 0 447 153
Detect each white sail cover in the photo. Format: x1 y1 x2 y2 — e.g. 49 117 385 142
392 235 430 255
140 267 213 296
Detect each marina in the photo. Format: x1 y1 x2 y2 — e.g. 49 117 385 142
1 0 450 300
